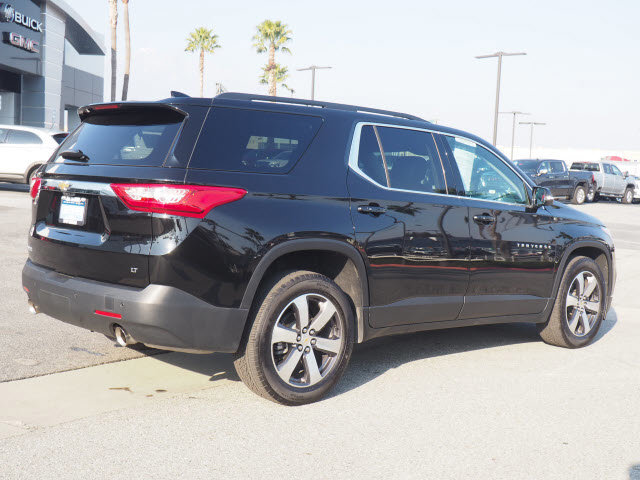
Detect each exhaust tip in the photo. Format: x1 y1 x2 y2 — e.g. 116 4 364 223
114 325 134 347
28 301 39 315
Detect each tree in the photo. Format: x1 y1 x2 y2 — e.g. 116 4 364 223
121 0 131 100
252 20 292 96
185 27 221 97
259 63 294 96
108 0 117 101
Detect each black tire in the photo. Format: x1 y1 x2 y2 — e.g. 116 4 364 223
591 192 600 203
25 165 40 185
537 256 606 348
571 185 586 205
622 188 634 204
234 270 354 405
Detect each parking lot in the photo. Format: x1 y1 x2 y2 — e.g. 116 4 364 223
1 184 639 479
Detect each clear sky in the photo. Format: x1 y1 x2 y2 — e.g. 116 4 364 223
65 0 640 151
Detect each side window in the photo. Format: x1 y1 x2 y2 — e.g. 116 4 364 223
550 161 565 173
603 164 612 174
0 128 8 143
189 107 323 173
538 161 551 174
443 135 528 205
375 126 446 194
357 125 387 186
610 164 622 176
7 130 43 145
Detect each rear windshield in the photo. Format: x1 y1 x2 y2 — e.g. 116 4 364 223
188 107 323 173
513 160 539 174
53 109 184 166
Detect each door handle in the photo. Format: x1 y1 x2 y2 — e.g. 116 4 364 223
357 204 387 215
473 214 495 225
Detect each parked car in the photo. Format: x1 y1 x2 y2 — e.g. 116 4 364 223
22 93 616 404
513 159 595 204
0 125 67 184
569 160 637 204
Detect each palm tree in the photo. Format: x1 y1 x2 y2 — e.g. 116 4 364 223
252 20 292 96
185 27 221 97
259 63 294 96
121 0 131 100
108 0 118 101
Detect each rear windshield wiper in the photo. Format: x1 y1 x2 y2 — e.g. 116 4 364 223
60 150 89 162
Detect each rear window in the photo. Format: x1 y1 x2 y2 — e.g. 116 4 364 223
513 160 539 174
53 109 184 166
188 107 323 173
570 162 585 170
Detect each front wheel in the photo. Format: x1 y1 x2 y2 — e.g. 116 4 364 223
234 270 354 405
571 186 586 205
586 188 595 203
537 256 606 348
622 188 634 204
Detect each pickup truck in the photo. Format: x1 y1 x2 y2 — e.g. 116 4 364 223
514 159 595 204
569 161 637 204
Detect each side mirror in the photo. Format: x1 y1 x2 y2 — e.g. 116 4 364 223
624 171 629 178
532 186 553 208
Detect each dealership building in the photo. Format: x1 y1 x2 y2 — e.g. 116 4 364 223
0 0 104 131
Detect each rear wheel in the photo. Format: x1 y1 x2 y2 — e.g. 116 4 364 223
571 186 586 205
538 256 606 348
622 188 633 204
586 188 595 203
234 270 354 405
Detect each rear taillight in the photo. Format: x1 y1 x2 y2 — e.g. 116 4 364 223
592 173 595 183
29 177 41 199
110 184 247 218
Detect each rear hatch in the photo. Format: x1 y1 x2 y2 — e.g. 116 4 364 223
28 103 202 288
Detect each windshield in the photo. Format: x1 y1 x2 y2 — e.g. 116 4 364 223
53 109 184 166
513 160 539 174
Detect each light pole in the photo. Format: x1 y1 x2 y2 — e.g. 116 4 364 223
297 65 332 100
475 51 527 146
519 121 546 158
499 111 529 159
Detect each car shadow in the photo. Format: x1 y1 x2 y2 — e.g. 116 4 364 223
144 308 618 395
0 183 29 193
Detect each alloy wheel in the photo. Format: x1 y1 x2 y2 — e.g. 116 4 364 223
626 190 633 203
576 188 585 204
270 293 344 388
565 271 601 337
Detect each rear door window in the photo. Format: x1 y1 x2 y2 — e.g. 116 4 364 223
188 107 323 173
53 109 184 166
375 126 446 194
550 161 565 173
7 130 42 145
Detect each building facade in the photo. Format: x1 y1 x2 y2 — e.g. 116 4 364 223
0 0 104 131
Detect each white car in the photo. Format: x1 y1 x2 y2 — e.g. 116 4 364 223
0 125 67 184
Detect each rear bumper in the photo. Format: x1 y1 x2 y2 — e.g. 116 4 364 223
22 260 249 353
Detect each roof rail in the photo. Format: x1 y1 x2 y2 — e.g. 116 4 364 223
214 92 427 122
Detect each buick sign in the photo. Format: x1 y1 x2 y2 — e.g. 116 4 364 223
0 3 43 33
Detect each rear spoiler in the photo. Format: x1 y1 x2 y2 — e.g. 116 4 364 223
78 102 187 122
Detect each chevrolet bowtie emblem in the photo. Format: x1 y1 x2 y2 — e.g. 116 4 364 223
58 181 70 192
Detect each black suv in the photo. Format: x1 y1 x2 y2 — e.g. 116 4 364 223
23 93 615 404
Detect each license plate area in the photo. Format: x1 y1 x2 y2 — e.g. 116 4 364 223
59 195 88 226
